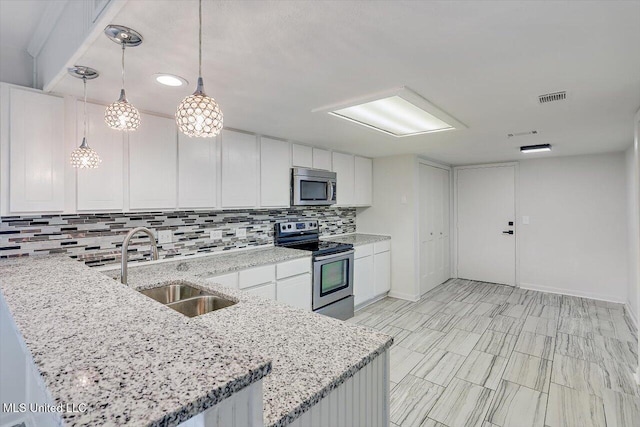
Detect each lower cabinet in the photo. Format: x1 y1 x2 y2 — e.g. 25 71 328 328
204 257 312 311
353 240 392 307
276 274 312 311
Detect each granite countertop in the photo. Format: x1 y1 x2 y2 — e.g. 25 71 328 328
99 246 309 281
322 233 391 247
0 255 271 427
119 253 393 427
1 247 393 427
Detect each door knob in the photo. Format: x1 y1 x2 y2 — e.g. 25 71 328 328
502 230 514 235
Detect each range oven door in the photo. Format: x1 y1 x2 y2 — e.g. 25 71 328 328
292 168 337 206
312 250 354 310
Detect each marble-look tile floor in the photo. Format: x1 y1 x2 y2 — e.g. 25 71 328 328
348 279 640 427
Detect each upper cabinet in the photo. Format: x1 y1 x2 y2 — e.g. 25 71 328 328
292 143 312 168
178 133 217 209
129 113 177 210
312 148 332 171
332 152 355 206
260 137 291 207
221 130 258 208
8 87 65 213
354 156 372 206
77 102 124 211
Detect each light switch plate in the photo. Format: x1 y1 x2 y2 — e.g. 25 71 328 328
522 216 530 225
236 228 247 238
158 230 172 244
210 229 222 240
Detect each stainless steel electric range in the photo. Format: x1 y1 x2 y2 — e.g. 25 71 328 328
274 221 354 320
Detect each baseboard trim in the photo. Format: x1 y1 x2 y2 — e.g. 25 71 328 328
387 290 420 302
625 301 639 329
355 293 388 311
518 282 625 304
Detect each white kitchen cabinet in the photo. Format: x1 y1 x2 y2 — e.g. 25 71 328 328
205 272 238 289
332 152 355 206
239 264 276 289
178 132 217 209
260 137 291 207
373 250 391 296
221 130 258 208
77 102 124 211
276 274 312 311
354 252 374 306
292 143 313 168
128 113 177 209
354 156 373 207
244 282 276 300
8 87 65 213
312 148 332 171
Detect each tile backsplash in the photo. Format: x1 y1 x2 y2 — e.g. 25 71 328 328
0 207 356 267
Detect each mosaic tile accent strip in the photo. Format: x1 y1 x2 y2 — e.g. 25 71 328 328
0 207 355 267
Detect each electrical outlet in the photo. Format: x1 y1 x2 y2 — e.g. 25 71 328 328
210 229 222 240
157 230 172 244
235 228 247 238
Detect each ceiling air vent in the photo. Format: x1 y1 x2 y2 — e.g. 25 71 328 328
538 91 566 104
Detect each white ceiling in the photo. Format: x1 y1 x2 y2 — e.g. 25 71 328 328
50 0 640 165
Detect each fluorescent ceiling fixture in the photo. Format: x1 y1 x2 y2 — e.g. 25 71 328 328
153 73 188 87
520 144 552 153
314 87 465 137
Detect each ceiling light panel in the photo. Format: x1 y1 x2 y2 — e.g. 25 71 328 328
316 87 465 137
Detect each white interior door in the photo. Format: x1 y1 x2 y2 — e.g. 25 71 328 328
457 165 516 285
420 163 450 295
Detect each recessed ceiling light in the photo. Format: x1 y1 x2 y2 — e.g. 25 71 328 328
520 144 552 153
153 73 188 87
313 87 465 137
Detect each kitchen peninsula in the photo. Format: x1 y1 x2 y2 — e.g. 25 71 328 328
0 248 392 427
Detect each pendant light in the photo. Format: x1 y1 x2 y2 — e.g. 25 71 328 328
176 0 223 138
68 66 102 169
104 25 142 131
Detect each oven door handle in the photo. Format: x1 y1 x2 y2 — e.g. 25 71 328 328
314 250 354 262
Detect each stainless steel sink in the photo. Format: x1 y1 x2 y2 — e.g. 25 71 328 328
139 282 236 317
140 283 207 304
167 296 236 317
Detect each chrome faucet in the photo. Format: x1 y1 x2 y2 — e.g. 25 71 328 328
120 227 159 284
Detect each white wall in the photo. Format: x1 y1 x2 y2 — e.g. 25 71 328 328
357 155 419 300
518 152 628 302
0 45 33 87
625 145 639 322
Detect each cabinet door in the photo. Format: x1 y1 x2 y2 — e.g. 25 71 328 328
277 274 312 311
332 152 354 206
373 250 391 296
354 255 374 306
292 143 312 168
77 102 124 210
244 282 276 300
129 113 177 209
9 88 65 212
221 130 258 208
178 132 217 208
312 148 332 170
260 137 290 207
354 156 372 206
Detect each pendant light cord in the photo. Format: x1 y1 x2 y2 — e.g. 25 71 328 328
83 77 88 141
121 42 126 90
198 0 202 78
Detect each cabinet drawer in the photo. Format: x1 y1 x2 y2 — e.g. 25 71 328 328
239 265 276 289
205 272 238 289
374 240 391 254
276 258 311 279
244 282 276 300
354 244 373 259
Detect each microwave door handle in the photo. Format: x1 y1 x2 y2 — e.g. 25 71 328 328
327 181 334 201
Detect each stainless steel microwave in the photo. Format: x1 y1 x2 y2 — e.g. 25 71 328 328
291 168 337 206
